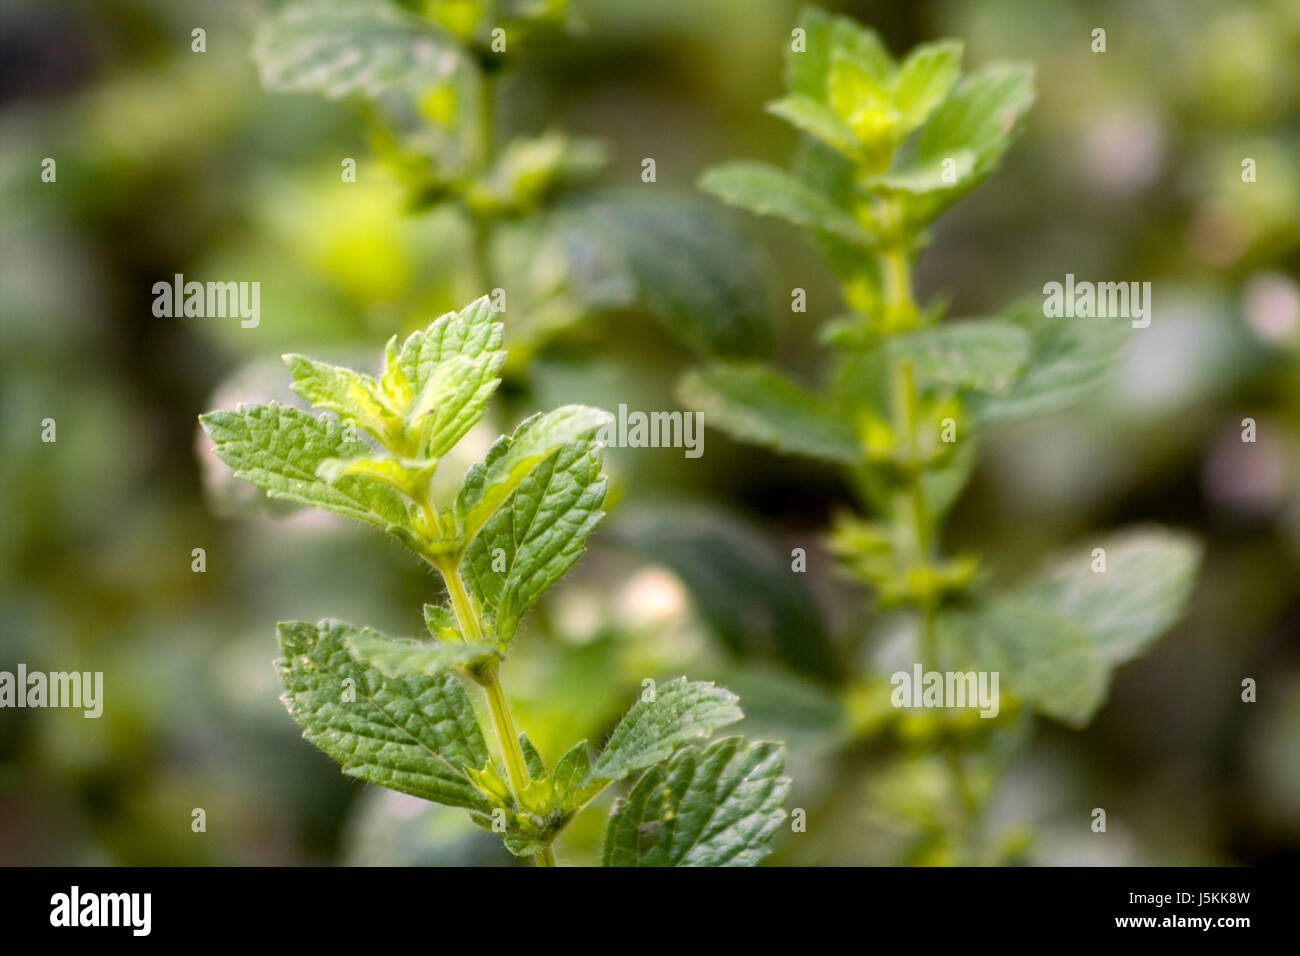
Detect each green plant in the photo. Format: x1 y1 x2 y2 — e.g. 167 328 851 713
250 0 774 366
683 7 1203 862
199 297 790 866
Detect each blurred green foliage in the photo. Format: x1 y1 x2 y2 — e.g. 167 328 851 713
2 0 1298 866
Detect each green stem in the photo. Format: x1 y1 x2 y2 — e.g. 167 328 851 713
438 561 551 867
875 204 980 861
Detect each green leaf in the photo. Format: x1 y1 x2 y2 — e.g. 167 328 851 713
284 354 403 446
454 405 612 547
884 63 1035 221
398 296 506 456
276 619 491 810
888 320 1032 394
601 737 790 867
969 308 1130 425
1016 527 1202 666
461 439 607 644
519 733 547 779
940 597 1108 727
699 161 873 246
786 5 892 98
253 0 466 100
892 40 963 133
522 190 777 357
199 403 417 546
678 361 860 463
591 678 744 780
766 95 861 155
423 603 461 641
828 52 898 147
612 502 840 681
344 629 502 679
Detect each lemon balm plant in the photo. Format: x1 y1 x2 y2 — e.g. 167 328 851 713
200 298 790 866
684 8 1202 861
251 0 774 364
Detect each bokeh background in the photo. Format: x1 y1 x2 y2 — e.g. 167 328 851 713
2 0 1298 865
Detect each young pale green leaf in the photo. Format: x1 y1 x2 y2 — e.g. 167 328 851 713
345 630 502 680
422 604 461 641
612 503 840 681
601 737 790 867
526 190 777 357
940 597 1108 726
678 361 860 463
699 161 873 246
253 0 467 100
199 403 417 547
591 678 744 781
766 95 861 155
892 40 963 133
969 310 1130 425
883 63 1035 220
887 319 1032 394
786 5 892 98
276 619 492 810
1016 527 1202 666
454 405 612 547
461 440 606 644
283 354 403 446
828 52 898 147
518 733 547 780
398 297 506 456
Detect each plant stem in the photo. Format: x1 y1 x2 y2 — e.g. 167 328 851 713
438 560 552 866
875 205 982 860
481 663 531 795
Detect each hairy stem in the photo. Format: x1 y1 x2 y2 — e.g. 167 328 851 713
875 204 980 861
439 560 551 867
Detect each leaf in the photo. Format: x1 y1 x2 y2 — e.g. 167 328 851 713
828 53 898 146
1016 527 1202 666
345 629 502 679
397 296 506 456
611 502 840 681
422 603 461 641
699 161 873 246
601 737 790 867
883 63 1035 220
461 439 607 644
940 597 1108 727
524 190 776 357
678 361 860 463
454 405 612 546
283 354 402 446
276 619 491 810
591 678 744 780
766 95 861 155
786 5 892 98
519 733 547 780
253 0 466 100
892 40 963 133
969 308 1130 425
199 403 417 546
888 320 1032 394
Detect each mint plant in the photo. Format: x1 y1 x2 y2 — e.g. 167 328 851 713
199 297 790 866
251 0 774 361
683 8 1202 861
